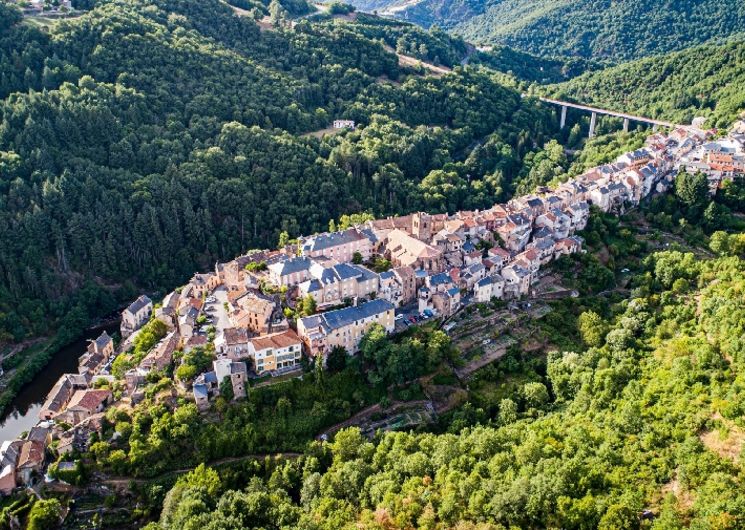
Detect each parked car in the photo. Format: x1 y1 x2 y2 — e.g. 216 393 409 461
408 316 417 323
395 314 405 321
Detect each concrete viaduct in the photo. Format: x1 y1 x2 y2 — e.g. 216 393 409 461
538 97 678 138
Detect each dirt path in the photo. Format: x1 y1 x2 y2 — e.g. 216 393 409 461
382 45 452 77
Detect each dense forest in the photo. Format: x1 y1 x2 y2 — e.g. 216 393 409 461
547 39 745 128
345 0 745 62
0 0 556 344
471 45 596 85
125 244 745 529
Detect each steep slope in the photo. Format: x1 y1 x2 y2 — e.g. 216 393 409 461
0 0 554 342
140 250 745 529
345 0 745 62
547 40 745 128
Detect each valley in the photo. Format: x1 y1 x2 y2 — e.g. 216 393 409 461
1 0 745 528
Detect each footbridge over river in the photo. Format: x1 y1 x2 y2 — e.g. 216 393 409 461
537 97 679 138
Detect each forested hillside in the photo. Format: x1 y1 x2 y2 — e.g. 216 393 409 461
0 0 555 343
143 248 745 529
346 0 745 62
547 40 745 128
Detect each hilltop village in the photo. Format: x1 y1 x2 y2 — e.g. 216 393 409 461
2 120 744 493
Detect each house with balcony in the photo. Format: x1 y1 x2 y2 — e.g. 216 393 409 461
247 329 303 375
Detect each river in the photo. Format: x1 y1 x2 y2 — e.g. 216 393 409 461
0 320 121 441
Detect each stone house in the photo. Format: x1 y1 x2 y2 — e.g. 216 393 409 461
475 274 505 303
0 441 21 495
502 265 532 298
39 374 88 420
215 327 250 360
301 228 372 263
155 291 180 329
495 216 532 252
58 390 113 426
432 288 461 318
385 229 444 273
16 441 45 486
121 295 153 338
299 262 380 308
214 359 247 400
230 290 284 335
554 237 583 259
426 272 456 294
267 256 312 288
140 331 178 372
392 267 416 305
297 299 395 357
190 272 220 298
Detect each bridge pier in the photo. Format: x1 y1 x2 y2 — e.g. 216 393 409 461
589 112 597 138
537 97 677 136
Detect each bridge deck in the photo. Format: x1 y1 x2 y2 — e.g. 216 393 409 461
538 97 677 128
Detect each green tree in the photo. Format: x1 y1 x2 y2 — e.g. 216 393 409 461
326 345 348 373
27 499 62 530
674 171 709 218
269 0 288 26
278 231 290 249
220 376 234 401
498 398 518 425
578 310 608 348
298 294 317 317
521 382 549 409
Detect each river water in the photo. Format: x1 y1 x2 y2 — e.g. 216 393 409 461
0 320 121 441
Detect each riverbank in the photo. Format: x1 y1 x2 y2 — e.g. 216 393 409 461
0 319 121 436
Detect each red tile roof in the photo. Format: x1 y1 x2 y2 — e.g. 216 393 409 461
68 390 112 412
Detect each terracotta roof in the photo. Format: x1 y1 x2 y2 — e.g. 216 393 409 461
227 288 249 305
68 390 112 412
248 330 301 351
387 229 442 264
186 335 208 348
223 327 249 345
189 298 204 311
18 441 45 469
392 266 414 280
